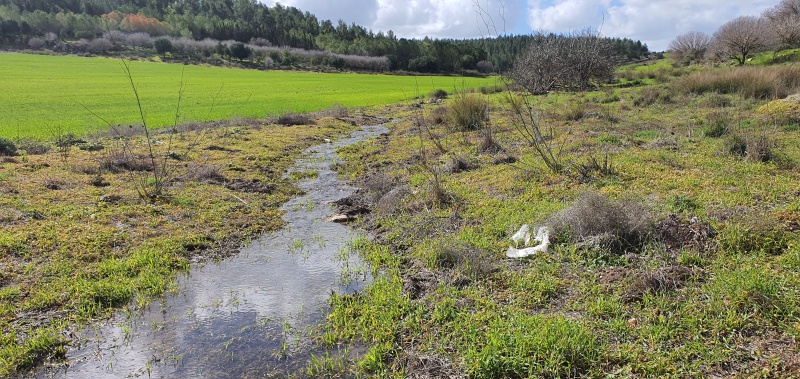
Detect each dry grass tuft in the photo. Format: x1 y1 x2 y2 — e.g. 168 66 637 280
673 65 800 100
548 191 652 253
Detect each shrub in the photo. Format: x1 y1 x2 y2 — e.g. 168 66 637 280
87 38 113 53
27 37 46 50
447 93 488 131
275 112 314 126
430 89 448 100
634 87 665 107
0 137 17 156
702 111 732 137
15 139 49 155
153 38 173 56
547 191 652 253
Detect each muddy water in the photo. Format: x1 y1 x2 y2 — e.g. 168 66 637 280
35 125 387 379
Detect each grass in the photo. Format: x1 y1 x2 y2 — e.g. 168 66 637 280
0 114 359 376
4 52 800 377
0 53 497 139
326 62 800 377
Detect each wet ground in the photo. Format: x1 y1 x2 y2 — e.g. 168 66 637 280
34 125 387 379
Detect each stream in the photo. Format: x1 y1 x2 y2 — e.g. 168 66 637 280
34 125 387 379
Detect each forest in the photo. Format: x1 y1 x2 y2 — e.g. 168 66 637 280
0 0 650 73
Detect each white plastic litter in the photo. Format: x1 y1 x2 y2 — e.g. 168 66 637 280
510 224 531 247
506 226 549 258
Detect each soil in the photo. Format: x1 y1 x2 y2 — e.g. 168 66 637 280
654 214 716 253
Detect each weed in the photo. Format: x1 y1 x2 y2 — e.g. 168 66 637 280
465 314 602 378
447 92 489 132
702 111 732 137
667 194 700 213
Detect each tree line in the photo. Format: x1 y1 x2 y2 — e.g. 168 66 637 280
669 0 800 65
0 0 649 74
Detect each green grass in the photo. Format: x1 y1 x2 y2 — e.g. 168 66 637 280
327 62 800 377
0 53 497 139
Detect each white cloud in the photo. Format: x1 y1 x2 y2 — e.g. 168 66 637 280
258 0 523 39
526 0 778 51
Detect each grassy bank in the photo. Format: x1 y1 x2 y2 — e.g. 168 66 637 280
0 113 368 376
320 65 800 377
0 53 497 139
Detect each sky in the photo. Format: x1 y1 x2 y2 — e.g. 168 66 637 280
258 0 782 51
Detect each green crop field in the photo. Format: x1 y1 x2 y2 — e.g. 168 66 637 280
0 53 497 139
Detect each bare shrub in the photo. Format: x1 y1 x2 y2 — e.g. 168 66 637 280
249 37 271 47
443 155 477 174
125 32 152 48
634 87 668 107
477 128 502 154
183 163 225 183
15 139 49 155
623 266 696 303
99 150 153 173
27 37 46 50
317 103 348 118
547 191 652 253
447 93 488 131
102 30 126 45
668 31 712 65
476 60 494 73
274 112 315 126
87 37 113 53
430 89 448 100
503 93 564 173
510 29 619 94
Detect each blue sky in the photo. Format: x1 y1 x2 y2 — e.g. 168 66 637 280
259 0 780 51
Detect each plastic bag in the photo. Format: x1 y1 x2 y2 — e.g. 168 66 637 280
506 225 549 258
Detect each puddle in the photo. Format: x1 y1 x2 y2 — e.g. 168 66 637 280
34 125 387 379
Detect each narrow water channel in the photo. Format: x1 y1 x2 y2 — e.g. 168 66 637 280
35 125 387 379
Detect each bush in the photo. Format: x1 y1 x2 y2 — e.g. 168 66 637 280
0 137 16 156
634 87 668 107
15 139 49 155
27 37 46 50
702 111 732 137
274 112 315 126
87 38 113 53
547 191 652 253
430 89 448 100
153 38 173 56
447 93 488 131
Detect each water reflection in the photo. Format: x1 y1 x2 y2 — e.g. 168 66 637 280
35 125 386 379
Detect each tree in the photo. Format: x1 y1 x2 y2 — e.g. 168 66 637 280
668 31 712 65
153 37 172 56
712 16 774 65
763 0 800 48
228 42 250 61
